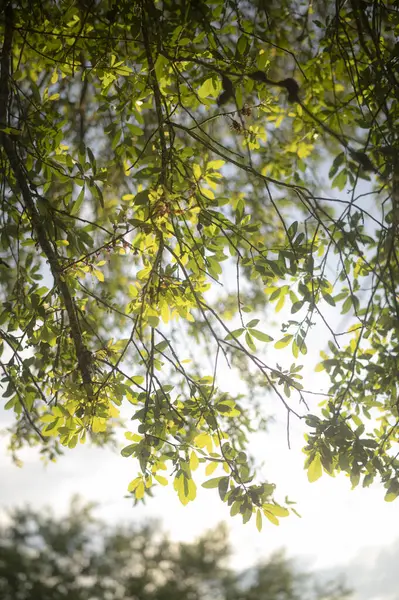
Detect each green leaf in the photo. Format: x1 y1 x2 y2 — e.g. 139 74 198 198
202 477 225 489
256 50 268 70
242 508 252 524
230 501 241 517
291 301 304 313
245 331 256 352
121 444 136 457
246 319 259 328
154 341 168 353
287 221 298 237
218 476 229 500
71 186 85 215
384 482 399 502
322 292 336 307
154 54 169 81
331 169 347 190
341 295 353 314
329 152 345 178
236 34 248 55
127 124 144 136
225 328 245 340
249 329 274 342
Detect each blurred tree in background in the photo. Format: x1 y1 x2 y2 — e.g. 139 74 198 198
0 499 351 600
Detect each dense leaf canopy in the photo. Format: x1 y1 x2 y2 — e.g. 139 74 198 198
1 0 399 525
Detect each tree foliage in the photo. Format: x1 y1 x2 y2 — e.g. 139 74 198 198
0 499 351 600
1 0 399 524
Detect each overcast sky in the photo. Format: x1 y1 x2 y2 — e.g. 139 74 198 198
1 387 398 600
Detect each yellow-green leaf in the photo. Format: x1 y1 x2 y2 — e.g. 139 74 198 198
385 491 399 502
128 477 141 492
307 453 322 482
275 295 285 312
198 78 215 99
193 163 202 179
274 335 293 349
256 509 263 532
263 503 289 517
194 432 213 453
207 160 225 170
136 481 145 499
200 187 215 200
154 475 168 486
160 301 170 324
205 461 218 476
190 451 199 471
93 269 104 282
263 510 279 525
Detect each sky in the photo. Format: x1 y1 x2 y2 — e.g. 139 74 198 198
1 308 399 599
1 406 399 599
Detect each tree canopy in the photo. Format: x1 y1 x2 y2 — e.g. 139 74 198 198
1 0 399 526
0 498 351 600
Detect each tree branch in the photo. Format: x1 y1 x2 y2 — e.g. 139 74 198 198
0 3 94 401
